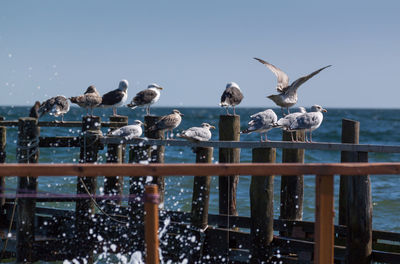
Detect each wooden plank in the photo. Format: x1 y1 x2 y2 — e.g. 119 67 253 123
0 120 126 128
39 136 80 148
1 162 400 177
144 185 159 264
315 175 334 264
101 137 400 153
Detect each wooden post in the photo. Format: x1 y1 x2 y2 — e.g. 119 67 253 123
104 115 128 211
314 175 334 264
75 116 101 263
16 117 39 263
0 116 6 208
280 130 305 235
250 148 276 263
145 184 160 264
144 116 165 207
191 147 213 229
218 115 240 216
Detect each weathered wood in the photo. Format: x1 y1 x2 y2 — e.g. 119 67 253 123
340 119 360 226
16 117 39 263
218 115 240 216
280 131 305 233
191 147 213 229
0 120 127 128
144 115 165 207
2 162 400 177
38 136 80 148
250 148 276 263
144 184 160 264
102 137 400 153
346 151 372 264
75 115 101 263
104 116 128 211
314 175 335 264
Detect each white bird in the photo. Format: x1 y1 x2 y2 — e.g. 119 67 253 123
274 107 307 141
69 85 102 116
288 105 327 143
127 83 163 115
220 82 244 115
180 123 215 142
108 120 143 140
149 109 184 139
254 57 331 116
241 109 277 142
38 95 70 122
100 80 129 116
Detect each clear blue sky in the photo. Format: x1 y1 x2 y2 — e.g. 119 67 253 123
1 0 399 108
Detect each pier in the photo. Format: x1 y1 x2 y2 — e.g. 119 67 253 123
0 115 399 263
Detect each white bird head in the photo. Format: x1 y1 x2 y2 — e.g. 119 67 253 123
133 120 143 126
226 82 240 90
148 83 163 90
118 80 129 91
311 105 327 113
201 123 216 129
172 109 184 116
298 107 307 113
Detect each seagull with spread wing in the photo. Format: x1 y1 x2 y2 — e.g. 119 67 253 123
254 57 331 116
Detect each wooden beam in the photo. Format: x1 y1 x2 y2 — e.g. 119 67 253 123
101 137 400 153
315 175 334 264
144 185 160 264
0 162 400 177
39 136 80 148
0 120 126 128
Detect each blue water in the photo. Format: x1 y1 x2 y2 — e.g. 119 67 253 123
0 106 399 234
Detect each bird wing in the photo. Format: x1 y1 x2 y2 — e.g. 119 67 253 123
101 89 125 106
289 113 321 130
156 114 181 130
248 110 277 131
284 65 331 94
110 125 141 138
254 57 289 92
182 127 211 141
133 89 158 106
220 87 244 106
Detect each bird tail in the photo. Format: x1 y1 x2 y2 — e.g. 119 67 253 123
240 129 251 134
69 97 79 104
127 103 137 109
219 102 229 107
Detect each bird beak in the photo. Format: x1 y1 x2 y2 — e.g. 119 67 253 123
210 126 216 129
159 87 163 90
322 109 327 112
180 113 184 116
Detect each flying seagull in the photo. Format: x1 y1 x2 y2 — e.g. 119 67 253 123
288 105 327 143
69 85 102 116
149 109 184 139
254 57 331 115
107 120 143 140
241 109 277 142
38 95 70 122
220 82 243 115
274 107 307 141
100 79 129 116
180 123 215 142
127 83 163 115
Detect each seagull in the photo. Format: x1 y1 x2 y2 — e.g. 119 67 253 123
107 120 143 140
69 85 102 116
100 79 129 116
149 109 184 139
288 105 327 143
241 109 277 142
38 95 70 122
274 107 307 141
29 101 41 118
254 57 331 116
220 82 244 115
180 123 215 142
127 83 163 115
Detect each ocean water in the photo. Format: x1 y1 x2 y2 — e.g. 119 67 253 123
0 106 399 236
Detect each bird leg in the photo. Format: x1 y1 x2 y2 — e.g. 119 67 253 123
225 107 230 115
287 107 291 114
309 130 313 143
281 108 286 117
305 132 310 143
146 106 150 116
290 132 295 142
233 106 236 116
260 134 263 142
113 107 117 116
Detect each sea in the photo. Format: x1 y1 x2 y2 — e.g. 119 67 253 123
0 106 399 262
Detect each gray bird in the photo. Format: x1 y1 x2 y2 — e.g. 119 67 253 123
69 85 102 116
108 120 143 140
241 109 277 142
288 105 327 143
274 107 307 141
100 79 129 116
29 101 41 118
127 83 163 115
254 57 331 116
180 123 215 142
38 95 70 122
149 109 184 139
220 82 244 115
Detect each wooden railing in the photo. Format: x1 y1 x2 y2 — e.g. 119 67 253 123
0 162 399 264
